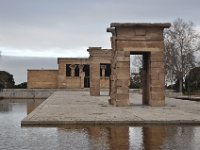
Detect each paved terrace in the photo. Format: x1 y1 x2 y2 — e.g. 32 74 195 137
21 90 200 126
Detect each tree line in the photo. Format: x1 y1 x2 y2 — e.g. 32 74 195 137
0 71 27 89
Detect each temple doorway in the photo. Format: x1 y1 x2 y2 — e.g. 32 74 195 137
83 65 90 88
130 52 150 105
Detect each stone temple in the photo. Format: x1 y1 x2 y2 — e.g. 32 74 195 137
27 22 170 107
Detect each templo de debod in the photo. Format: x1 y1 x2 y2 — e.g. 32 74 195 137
27 22 170 107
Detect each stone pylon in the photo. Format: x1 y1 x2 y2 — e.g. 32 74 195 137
107 23 170 106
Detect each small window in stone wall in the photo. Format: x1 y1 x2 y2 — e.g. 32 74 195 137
66 64 71 76
100 63 111 77
66 64 80 77
83 65 90 77
74 65 79 77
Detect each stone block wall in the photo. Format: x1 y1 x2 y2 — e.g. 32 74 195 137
0 89 59 99
27 70 58 89
66 77 81 89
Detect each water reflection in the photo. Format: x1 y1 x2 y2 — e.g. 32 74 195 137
26 99 44 114
55 125 200 150
164 126 198 149
0 103 12 112
88 126 129 150
143 126 166 150
0 99 200 150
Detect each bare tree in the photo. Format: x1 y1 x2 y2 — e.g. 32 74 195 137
164 18 200 93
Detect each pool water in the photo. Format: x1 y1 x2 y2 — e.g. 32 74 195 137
0 99 200 150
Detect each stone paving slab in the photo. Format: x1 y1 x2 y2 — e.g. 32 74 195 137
176 96 200 101
21 91 200 126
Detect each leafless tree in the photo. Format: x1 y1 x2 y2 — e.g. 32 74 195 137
130 55 142 75
164 18 200 92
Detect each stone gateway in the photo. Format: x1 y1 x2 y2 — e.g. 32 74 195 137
107 23 170 106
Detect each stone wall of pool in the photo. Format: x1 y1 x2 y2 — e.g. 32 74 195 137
0 89 61 99
0 89 181 99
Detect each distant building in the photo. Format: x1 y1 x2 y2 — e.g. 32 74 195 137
27 47 111 90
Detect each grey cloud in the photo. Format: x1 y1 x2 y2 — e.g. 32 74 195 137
0 55 57 84
0 0 199 83
0 0 199 57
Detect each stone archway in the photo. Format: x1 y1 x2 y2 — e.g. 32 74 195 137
107 23 171 106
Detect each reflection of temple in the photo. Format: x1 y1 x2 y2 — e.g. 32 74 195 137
143 126 166 150
55 126 168 150
88 126 129 150
0 103 12 112
26 99 44 114
88 126 166 150
28 47 111 95
55 125 200 149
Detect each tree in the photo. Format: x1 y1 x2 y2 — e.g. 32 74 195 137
185 67 200 93
130 68 143 89
14 82 27 89
164 18 200 93
0 71 15 88
130 55 143 89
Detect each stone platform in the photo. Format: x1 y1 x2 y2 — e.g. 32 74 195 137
21 91 200 126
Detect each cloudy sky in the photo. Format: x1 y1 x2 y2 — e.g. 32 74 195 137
0 0 200 57
0 0 200 83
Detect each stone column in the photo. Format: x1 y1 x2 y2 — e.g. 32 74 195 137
70 64 76 77
79 64 84 75
57 59 67 88
90 63 100 96
109 35 117 104
149 51 165 106
114 51 130 106
79 64 84 89
101 65 106 77
142 53 150 105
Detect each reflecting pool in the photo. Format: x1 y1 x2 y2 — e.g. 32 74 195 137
0 99 200 150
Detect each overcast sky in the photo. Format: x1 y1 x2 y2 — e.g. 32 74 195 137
0 0 200 84
0 56 57 84
0 0 200 57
